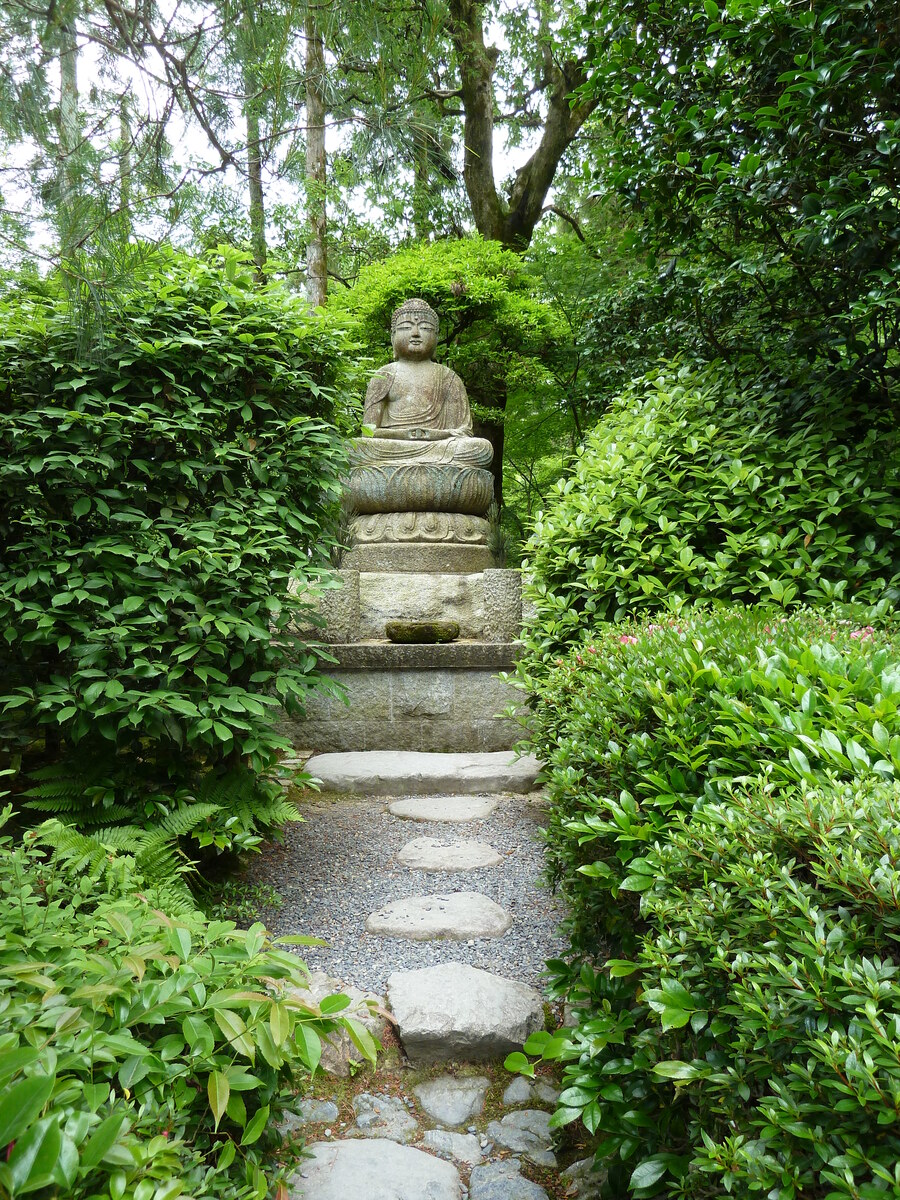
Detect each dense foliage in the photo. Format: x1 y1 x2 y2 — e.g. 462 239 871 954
0 247 347 846
523 364 900 652
576 0 900 409
0 804 375 1200
512 606 900 1196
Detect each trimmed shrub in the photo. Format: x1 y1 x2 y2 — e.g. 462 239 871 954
517 605 900 954
523 363 900 652
515 774 900 1199
0 804 375 1200
0 247 348 844
512 606 900 1196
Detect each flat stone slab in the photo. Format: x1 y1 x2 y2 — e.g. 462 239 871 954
412 1075 491 1126
469 1160 549 1200
389 796 500 823
305 751 542 796
423 1129 483 1166
485 1110 556 1168
387 962 544 1063
366 892 512 941
349 1092 419 1143
397 837 502 871
289 1139 461 1200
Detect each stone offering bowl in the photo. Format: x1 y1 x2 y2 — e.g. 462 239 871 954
385 620 461 644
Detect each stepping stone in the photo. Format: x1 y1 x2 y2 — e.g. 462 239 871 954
349 1092 419 1143
389 796 499 823
305 750 542 796
387 962 544 1062
412 1075 491 1127
502 1077 560 1106
485 1109 556 1168
289 1139 461 1200
366 892 512 941
469 1160 549 1200
560 1158 606 1199
298 1099 340 1124
423 1129 483 1166
397 837 502 871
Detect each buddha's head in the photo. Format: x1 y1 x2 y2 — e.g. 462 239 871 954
391 298 439 362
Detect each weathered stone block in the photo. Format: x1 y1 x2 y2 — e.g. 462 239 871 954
482 569 522 642
358 572 482 639
343 543 494 573
392 673 454 718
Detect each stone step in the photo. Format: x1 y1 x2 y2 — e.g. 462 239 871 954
366 892 512 941
304 750 541 796
289 1138 461 1200
387 962 544 1063
397 836 502 871
389 795 500 823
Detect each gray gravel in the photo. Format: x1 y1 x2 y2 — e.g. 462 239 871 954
242 791 567 995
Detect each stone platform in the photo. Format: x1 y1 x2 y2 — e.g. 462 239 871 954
286 642 524 753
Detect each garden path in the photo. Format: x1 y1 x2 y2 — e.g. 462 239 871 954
242 751 600 1200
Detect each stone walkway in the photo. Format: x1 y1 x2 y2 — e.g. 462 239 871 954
254 751 600 1200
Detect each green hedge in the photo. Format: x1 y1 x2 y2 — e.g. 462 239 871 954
0 247 348 843
517 773 900 1199
0 804 375 1200
513 605 900 1196
523 364 900 652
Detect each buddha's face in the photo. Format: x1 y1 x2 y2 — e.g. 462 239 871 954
392 315 438 361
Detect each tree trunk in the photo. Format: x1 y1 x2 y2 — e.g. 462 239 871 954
240 15 267 277
305 6 327 308
447 0 599 251
57 9 80 258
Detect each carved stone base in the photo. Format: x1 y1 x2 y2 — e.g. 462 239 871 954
342 543 495 574
350 511 490 546
347 464 494 515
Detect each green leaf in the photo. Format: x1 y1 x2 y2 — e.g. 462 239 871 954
5 1115 61 1196
208 1072 230 1130
630 1157 670 1189
294 1024 322 1075
240 1105 270 1146
0 1074 55 1147
80 1114 127 1170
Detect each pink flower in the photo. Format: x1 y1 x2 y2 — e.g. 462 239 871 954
850 626 875 639
619 634 638 645
587 645 596 654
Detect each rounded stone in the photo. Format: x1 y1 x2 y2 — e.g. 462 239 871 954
347 464 494 516
469 1160 549 1200
412 1075 491 1126
288 1139 461 1200
388 796 500 822
485 1110 556 1168
387 962 545 1063
397 837 503 871
385 620 460 644
365 892 512 941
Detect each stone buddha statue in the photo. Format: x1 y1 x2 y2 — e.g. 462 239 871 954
344 298 496 572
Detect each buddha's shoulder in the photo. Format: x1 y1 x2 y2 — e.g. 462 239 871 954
365 364 397 401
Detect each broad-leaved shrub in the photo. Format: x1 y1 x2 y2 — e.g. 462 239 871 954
514 774 900 1199
0 804 375 1200
0 247 348 843
524 364 900 652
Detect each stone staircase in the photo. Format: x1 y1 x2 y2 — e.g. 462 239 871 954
279 750 598 1200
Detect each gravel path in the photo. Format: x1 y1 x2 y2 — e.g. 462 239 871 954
244 791 568 996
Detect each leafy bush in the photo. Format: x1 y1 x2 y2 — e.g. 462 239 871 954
513 605 900 1195
517 605 900 955
523 363 900 652
0 804 375 1200
514 774 900 1199
0 246 348 844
